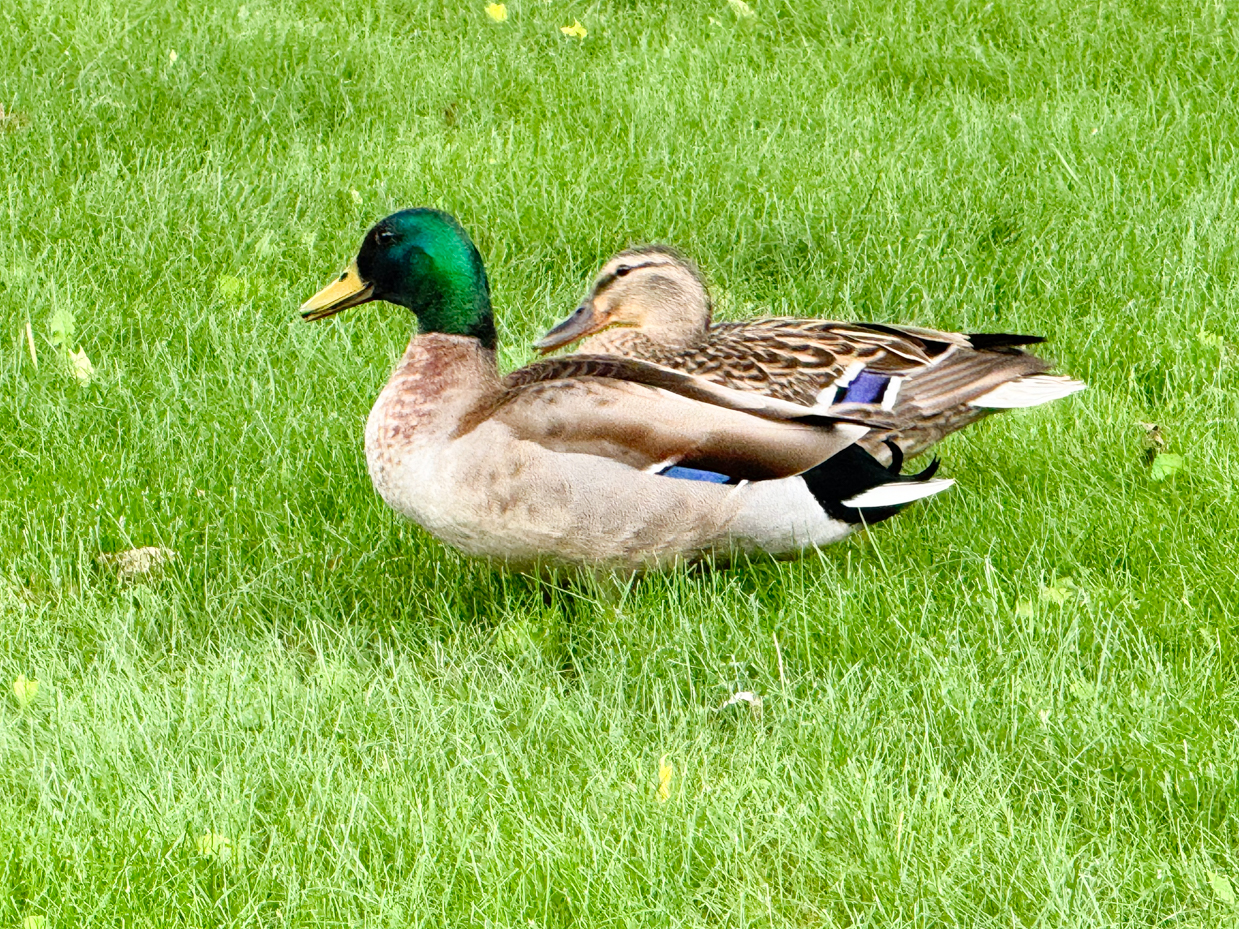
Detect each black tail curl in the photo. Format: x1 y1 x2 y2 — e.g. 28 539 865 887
803 442 941 526
885 439 940 480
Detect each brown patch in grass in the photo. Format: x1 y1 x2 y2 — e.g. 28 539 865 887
0 104 30 131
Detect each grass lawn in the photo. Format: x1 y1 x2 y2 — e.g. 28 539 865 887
3 0 1239 925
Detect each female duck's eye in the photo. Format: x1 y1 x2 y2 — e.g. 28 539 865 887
614 264 633 277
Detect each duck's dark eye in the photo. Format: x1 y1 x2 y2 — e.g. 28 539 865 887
614 264 633 277
375 229 396 247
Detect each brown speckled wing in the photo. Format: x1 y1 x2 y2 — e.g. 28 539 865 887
655 318 956 406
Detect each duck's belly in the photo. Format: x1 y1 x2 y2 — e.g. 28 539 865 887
366 419 854 570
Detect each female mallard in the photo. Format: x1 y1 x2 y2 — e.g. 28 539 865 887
534 246 1086 460
300 209 953 572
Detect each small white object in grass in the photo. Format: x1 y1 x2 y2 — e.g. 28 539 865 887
350 189 362 205
721 690 763 714
69 348 93 383
98 546 177 581
729 0 756 17
169 49 178 64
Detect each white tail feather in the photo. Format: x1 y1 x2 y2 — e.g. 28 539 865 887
969 374 1087 409
842 478 955 509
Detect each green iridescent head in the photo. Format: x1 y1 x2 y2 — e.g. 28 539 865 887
301 208 496 349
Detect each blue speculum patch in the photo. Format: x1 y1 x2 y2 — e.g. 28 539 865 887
837 371 889 404
660 466 733 484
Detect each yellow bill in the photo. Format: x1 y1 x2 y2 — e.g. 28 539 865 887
300 261 375 321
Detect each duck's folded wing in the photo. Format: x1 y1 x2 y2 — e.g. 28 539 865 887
681 321 1068 417
481 375 870 481
672 320 955 406
504 354 897 429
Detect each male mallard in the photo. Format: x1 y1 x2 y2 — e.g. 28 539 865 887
534 246 1086 460
300 209 953 572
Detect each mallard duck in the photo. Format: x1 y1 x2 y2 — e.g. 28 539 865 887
534 246 1086 460
300 209 953 572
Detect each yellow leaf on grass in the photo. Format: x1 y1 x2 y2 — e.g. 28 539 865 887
485 3 507 21
561 20 587 38
1039 576 1077 605
1149 452 1183 481
49 305 75 352
657 755 673 802
70 347 94 383
1209 870 1236 906
216 275 246 300
197 831 232 862
25 321 37 368
13 674 38 709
